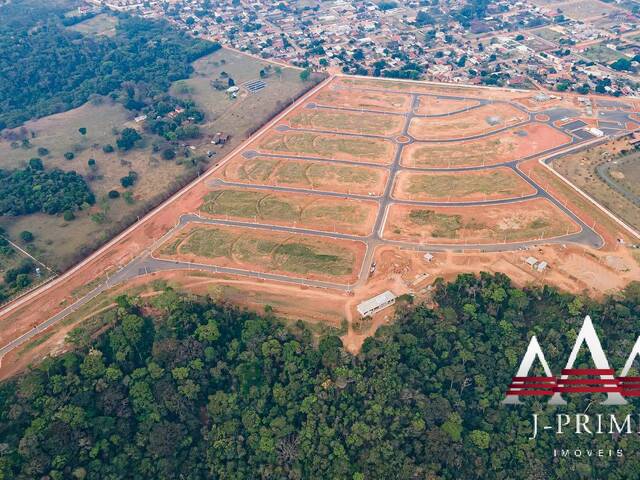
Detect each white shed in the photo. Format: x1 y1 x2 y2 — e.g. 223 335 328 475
357 291 396 318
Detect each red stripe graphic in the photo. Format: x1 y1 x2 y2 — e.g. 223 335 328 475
557 379 620 385
505 374 640 396
561 369 614 375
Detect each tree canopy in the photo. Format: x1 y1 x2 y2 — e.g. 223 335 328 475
0 274 639 479
0 167 95 216
0 0 220 129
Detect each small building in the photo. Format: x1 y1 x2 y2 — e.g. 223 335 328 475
587 127 604 137
536 261 548 272
211 132 230 145
423 253 434 262
525 256 538 267
357 291 396 318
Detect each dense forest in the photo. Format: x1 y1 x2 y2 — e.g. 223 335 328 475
0 166 95 216
1 274 639 479
0 0 219 129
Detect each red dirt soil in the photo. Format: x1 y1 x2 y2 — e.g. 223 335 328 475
401 123 572 168
332 76 535 101
312 88 412 113
414 97 480 115
383 198 580 244
408 103 529 140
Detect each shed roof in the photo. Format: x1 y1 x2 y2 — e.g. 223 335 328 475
357 291 396 316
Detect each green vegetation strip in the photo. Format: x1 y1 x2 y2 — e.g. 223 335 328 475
178 227 354 276
200 190 365 226
258 132 391 161
406 171 522 198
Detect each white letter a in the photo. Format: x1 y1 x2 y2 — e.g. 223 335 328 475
503 336 554 405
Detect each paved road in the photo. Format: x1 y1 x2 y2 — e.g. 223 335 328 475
2 76 638 361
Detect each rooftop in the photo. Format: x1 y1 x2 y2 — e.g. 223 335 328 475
357 291 396 316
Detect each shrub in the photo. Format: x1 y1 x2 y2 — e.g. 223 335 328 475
20 231 34 243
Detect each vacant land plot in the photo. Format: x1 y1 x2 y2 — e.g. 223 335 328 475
553 0 620 20
552 138 640 230
286 108 404 136
408 103 528 140
199 188 377 235
157 223 364 283
523 35 554 52
383 198 579 244
393 168 535 202
582 44 625 64
334 77 532 101
312 89 411 113
612 152 640 199
401 123 570 168
254 131 395 164
515 95 565 112
533 27 566 44
67 13 118 37
415 97 481 115
222 155 387 195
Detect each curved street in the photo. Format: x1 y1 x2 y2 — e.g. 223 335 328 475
1 75 639 362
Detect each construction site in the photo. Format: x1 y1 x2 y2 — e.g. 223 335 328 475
1 75 639 377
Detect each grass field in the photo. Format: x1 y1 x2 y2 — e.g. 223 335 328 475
255 131 394 164
287 109 404 136
170 48 321 148
199 189 376 235
0 100 191 270
160 224 360 279
553 0 619 20
394 168 534 201
0 49 323 271
403 138 504 167
613 151 640 198
223 156 386 194
582 44 625 64
67 13 118 37
534 27 566 44
552 138 640 230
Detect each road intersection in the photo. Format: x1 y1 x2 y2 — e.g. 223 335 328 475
1 76 638 362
